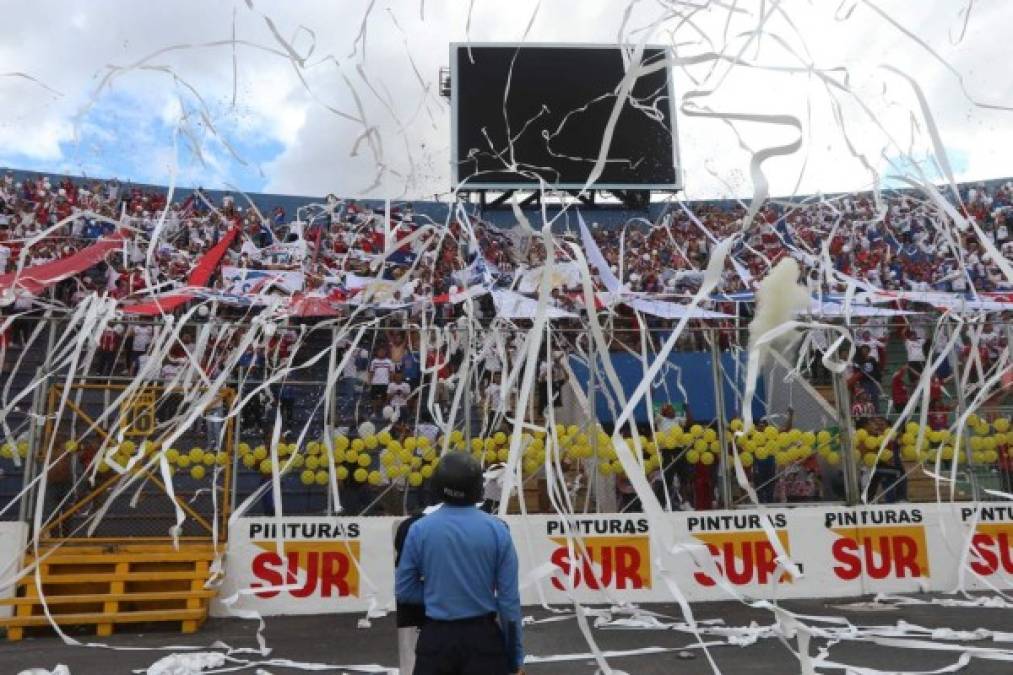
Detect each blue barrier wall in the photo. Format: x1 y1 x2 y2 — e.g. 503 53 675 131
569 350 764 426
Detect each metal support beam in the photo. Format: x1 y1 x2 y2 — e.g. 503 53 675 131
709 329 733 509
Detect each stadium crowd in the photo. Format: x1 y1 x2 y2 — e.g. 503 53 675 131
0 170 1010 514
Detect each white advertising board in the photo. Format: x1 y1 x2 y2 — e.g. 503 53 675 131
215 504 1013 617
0 521 28 619
212 517 395 618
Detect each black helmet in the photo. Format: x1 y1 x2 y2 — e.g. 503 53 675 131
433 452 483 505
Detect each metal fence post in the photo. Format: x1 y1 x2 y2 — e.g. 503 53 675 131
19 315 58 528
17 367 45 525
230 375 243 517
325 325 339 516
587 334 599 513
709 329 733 509
831 366 859 505
948 322 978 501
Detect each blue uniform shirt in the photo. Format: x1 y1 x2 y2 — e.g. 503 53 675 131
395 504 524 671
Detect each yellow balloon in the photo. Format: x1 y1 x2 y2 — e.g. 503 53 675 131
700 451 715 466
336 465 349 480
177 455 191 468
408 472 423 487
353 468 368 483
367 470 382 486
190 465 206 480
202 452 216 466
216 451 228 466
253 445 267 461
242 454 256 468
357 453 372 467
316 470 330 486
300 469 315 485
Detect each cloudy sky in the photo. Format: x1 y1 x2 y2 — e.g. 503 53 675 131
0 0 1009 201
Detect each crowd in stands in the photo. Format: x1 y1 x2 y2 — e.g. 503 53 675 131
0 169 1011 514
2 171 1012 310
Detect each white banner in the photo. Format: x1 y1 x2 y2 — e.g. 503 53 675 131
0 521 28 619
216 505 1013 616
221 266 305 297
212 517 395 617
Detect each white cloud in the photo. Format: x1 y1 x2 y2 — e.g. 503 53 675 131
0 0 1010 200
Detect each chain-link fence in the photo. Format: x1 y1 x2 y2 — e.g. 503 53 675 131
0 314 1009 541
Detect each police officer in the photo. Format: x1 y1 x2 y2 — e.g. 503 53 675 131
395 452 524 675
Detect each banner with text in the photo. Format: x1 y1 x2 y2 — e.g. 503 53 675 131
215 504 1013 616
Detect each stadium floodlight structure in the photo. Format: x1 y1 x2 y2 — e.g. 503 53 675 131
446 43 683 211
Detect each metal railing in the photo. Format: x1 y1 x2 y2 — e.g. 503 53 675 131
0 315 1009 540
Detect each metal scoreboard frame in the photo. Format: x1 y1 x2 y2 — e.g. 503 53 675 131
449 42 684 193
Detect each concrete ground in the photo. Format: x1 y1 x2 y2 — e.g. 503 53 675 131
2 594 1012 674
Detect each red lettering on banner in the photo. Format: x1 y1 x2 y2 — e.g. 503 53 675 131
549 537 651 591
251 542 361 598
691 531 791 587
251 552 283 598
830 527 928 581
969 527 1013 576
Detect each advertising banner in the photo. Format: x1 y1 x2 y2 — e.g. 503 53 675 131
213 517 394 617
217 504 1013 617
0 521 28 619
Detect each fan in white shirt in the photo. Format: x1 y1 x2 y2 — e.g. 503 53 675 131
387 372 411 409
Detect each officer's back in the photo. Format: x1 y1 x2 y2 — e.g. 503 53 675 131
395 452 524 675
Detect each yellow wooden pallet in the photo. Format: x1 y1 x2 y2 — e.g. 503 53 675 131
1 542 219 641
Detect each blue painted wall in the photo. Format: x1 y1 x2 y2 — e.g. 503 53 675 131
568 350 764 425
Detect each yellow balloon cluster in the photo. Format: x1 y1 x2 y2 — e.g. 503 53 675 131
236 433 437 488
444 428 545 476
91 439 162 473
866 416 1012 467
0 440 30 460
730 423 836 469
161 442 226 478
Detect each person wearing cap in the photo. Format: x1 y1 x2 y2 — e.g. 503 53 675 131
395 452 524 675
